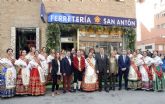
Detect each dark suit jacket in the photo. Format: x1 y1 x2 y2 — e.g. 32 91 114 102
118 55 130 71
60 57 73 75
95 53 109 73
51 59 59 77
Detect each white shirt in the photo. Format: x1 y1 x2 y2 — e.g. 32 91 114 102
57 60 61 75
128 54 133 58
137 54 143 59
153 56 163 66
101 54 104 59
66 56 71 65
115 54 120 60
123 55 126 63
143 56 153 66
47 55 54 63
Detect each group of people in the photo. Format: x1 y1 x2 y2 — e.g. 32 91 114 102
0 46 165 98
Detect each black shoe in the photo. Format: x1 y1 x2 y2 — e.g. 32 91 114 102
69 89 74 92
118 88 121 90
78 89 82 92
99 89 102 92
63 90 66 93
125 88 129 90
73 89 76 92
105 89 109 93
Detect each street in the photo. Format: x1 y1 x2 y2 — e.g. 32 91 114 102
1 90 165 104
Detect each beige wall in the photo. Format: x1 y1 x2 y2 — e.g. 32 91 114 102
0 0 46 56
43 0 135 18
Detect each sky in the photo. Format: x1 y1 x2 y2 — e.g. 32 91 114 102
136 0 155 41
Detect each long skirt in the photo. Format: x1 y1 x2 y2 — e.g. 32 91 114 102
140 66 153 90
152 66 165 91
153 75 165 91
142 81 153 90
128 80 142 90
128 66 142 90
82 77 99 91
28 68 45 96
81 68 98 91
0 71 15 98
16 69 28 95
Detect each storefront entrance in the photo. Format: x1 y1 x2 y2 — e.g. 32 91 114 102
61 43 74 51
60 29 77 51
16 28 36 59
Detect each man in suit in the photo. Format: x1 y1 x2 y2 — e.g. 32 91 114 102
96 48 109 92
118 49 130 90
61 51 73 93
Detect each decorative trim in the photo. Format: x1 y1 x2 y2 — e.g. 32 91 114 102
11 27 16 57
36 27 40 50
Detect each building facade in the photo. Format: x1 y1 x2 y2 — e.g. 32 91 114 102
0 0 136 57
136 0 165 54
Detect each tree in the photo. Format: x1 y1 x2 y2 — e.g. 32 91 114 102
46 24 61 53
124 27 136 51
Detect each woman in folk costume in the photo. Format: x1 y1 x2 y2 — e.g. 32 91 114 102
28 50 46 95
82 52 98 91
127 50 133 58
0 48 16 98
47 49 55 82
136 49 143 59
109 51 118 90
128 51 142 90
139 51 153 90
14 50 30 95
25 46 35 62
38 47 48 81
151 51 165 91
80 49 87 58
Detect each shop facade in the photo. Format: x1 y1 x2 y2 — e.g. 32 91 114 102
0 0 136 57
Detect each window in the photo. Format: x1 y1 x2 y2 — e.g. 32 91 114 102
161 23 165 28
145 45 152 49
161 12 165 17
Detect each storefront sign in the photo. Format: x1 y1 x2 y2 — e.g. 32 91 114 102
48 13 136 27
